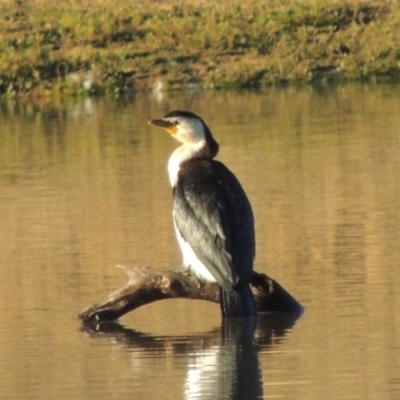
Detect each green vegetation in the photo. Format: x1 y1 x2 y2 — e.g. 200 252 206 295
0 0 399 97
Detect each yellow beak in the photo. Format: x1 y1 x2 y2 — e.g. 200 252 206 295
148 119 177 135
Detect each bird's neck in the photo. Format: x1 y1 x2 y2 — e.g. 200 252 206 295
168 141 208 187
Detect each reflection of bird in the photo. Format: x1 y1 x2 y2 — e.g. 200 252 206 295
183 317 261 400
149 110 257 316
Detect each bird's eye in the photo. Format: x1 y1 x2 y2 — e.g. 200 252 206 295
173 120 179 126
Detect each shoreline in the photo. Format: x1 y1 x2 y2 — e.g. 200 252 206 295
0 0 399 97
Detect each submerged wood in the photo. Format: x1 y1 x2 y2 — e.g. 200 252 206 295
79 265 303 323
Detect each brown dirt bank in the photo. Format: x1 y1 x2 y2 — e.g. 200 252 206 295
0 0 399 97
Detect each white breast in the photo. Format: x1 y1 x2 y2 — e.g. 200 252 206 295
167 141 206 187
169 141 215 282
173 214 216 283
168 150 182 187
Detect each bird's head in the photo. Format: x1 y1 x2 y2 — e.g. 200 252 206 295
149 110 219 159
149 110 211 145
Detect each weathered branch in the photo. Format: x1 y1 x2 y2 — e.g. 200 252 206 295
79 265 303 323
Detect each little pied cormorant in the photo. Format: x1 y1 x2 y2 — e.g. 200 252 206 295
149 110 257 316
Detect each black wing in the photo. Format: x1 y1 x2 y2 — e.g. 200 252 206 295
173 159 255 290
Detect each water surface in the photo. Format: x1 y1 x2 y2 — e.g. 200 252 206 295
0 85 399 399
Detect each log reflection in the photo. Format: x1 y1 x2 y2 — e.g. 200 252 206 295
81 313 301 399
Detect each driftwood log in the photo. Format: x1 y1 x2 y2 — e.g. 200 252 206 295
79 265 303 323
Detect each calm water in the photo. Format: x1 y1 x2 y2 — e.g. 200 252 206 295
0 85 399 399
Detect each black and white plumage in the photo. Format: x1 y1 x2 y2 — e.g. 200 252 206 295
149 110 257 316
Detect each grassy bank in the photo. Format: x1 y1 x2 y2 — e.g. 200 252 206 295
0 0 399 97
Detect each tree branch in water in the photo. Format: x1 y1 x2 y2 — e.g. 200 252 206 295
78 265 303 323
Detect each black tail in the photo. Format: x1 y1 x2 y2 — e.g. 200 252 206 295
220 283 257 316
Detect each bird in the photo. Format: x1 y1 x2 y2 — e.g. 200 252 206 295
148 110 257 316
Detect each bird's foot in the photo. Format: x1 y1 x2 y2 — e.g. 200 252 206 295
172 266 204 289
173 265 189 274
